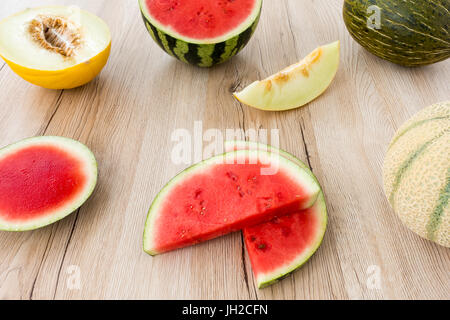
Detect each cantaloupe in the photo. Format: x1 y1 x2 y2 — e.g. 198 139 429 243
383 101 449 247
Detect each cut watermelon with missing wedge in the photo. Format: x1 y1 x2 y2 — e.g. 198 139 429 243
225 141 327 288
139 0 262 67
0 136 97 231
143 150 320 255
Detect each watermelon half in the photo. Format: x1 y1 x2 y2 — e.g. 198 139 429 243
138 0 262 67
143 150 320 255
0 136 98 231
225 141 327 288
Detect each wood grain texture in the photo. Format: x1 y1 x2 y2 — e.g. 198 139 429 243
0 0 449 300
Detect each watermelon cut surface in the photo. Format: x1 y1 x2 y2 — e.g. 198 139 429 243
139 0 262 67
145 0 257 40
0 136 97 231
224 141 327 288
244 193 327 288
143 150 320 255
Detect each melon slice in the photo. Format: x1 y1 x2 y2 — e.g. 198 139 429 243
224 141 327 288
0 6 111 89
143 150 320 255
234 41 340 111
0 136 97 231
139 0 262 67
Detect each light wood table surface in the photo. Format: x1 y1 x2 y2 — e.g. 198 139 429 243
0 0 448 300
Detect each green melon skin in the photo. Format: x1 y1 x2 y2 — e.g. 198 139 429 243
138 0 262 67
343 0 450 66
383 102 449 247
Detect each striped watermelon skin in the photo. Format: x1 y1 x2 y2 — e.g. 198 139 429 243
139 3 261 67
383 102 450 247
343 0 450 66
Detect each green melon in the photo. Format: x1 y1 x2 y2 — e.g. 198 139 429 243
343 0 450 66
383 101 449 247
139 0 262 67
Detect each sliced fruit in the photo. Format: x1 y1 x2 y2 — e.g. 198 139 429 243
0 6 111 89
343 0 450 67
0 136 98 231
143 150 320 255
244 192 327 288
139 0 262 67
224 141 327 288
234 41 340 111
383 101 450 247
224 140 313 175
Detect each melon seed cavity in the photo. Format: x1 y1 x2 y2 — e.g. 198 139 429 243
28 15 81 57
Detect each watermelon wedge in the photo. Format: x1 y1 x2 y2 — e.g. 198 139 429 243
143 150 320 255
244 193 327 288
0 136 97 231
224 141 327 288
139 0 262 67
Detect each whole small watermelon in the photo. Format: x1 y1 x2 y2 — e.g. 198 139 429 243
343 0 450 66
139 0 262 67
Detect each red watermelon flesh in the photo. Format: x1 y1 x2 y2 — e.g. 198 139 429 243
143 150 320 255
0 136 98 231
145 0 258 40
224 141 327 288
0 146 86 221
244 193 327 288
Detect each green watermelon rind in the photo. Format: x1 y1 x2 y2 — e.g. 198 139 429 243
224 141 327 288
0 136 98 232
138 0 263 67
224 140 317 181
143 149 321 255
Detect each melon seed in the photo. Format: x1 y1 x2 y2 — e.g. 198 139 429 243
28 15 81 57
226 171 238 181
194 189 203 199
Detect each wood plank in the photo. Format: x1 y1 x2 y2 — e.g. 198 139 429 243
0 0 448 299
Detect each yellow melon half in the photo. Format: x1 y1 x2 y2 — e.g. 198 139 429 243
0 6 111 89
233 41 339 111
383 101 449 247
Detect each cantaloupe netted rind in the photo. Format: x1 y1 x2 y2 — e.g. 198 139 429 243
383 101 449 247
0 136 98 231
